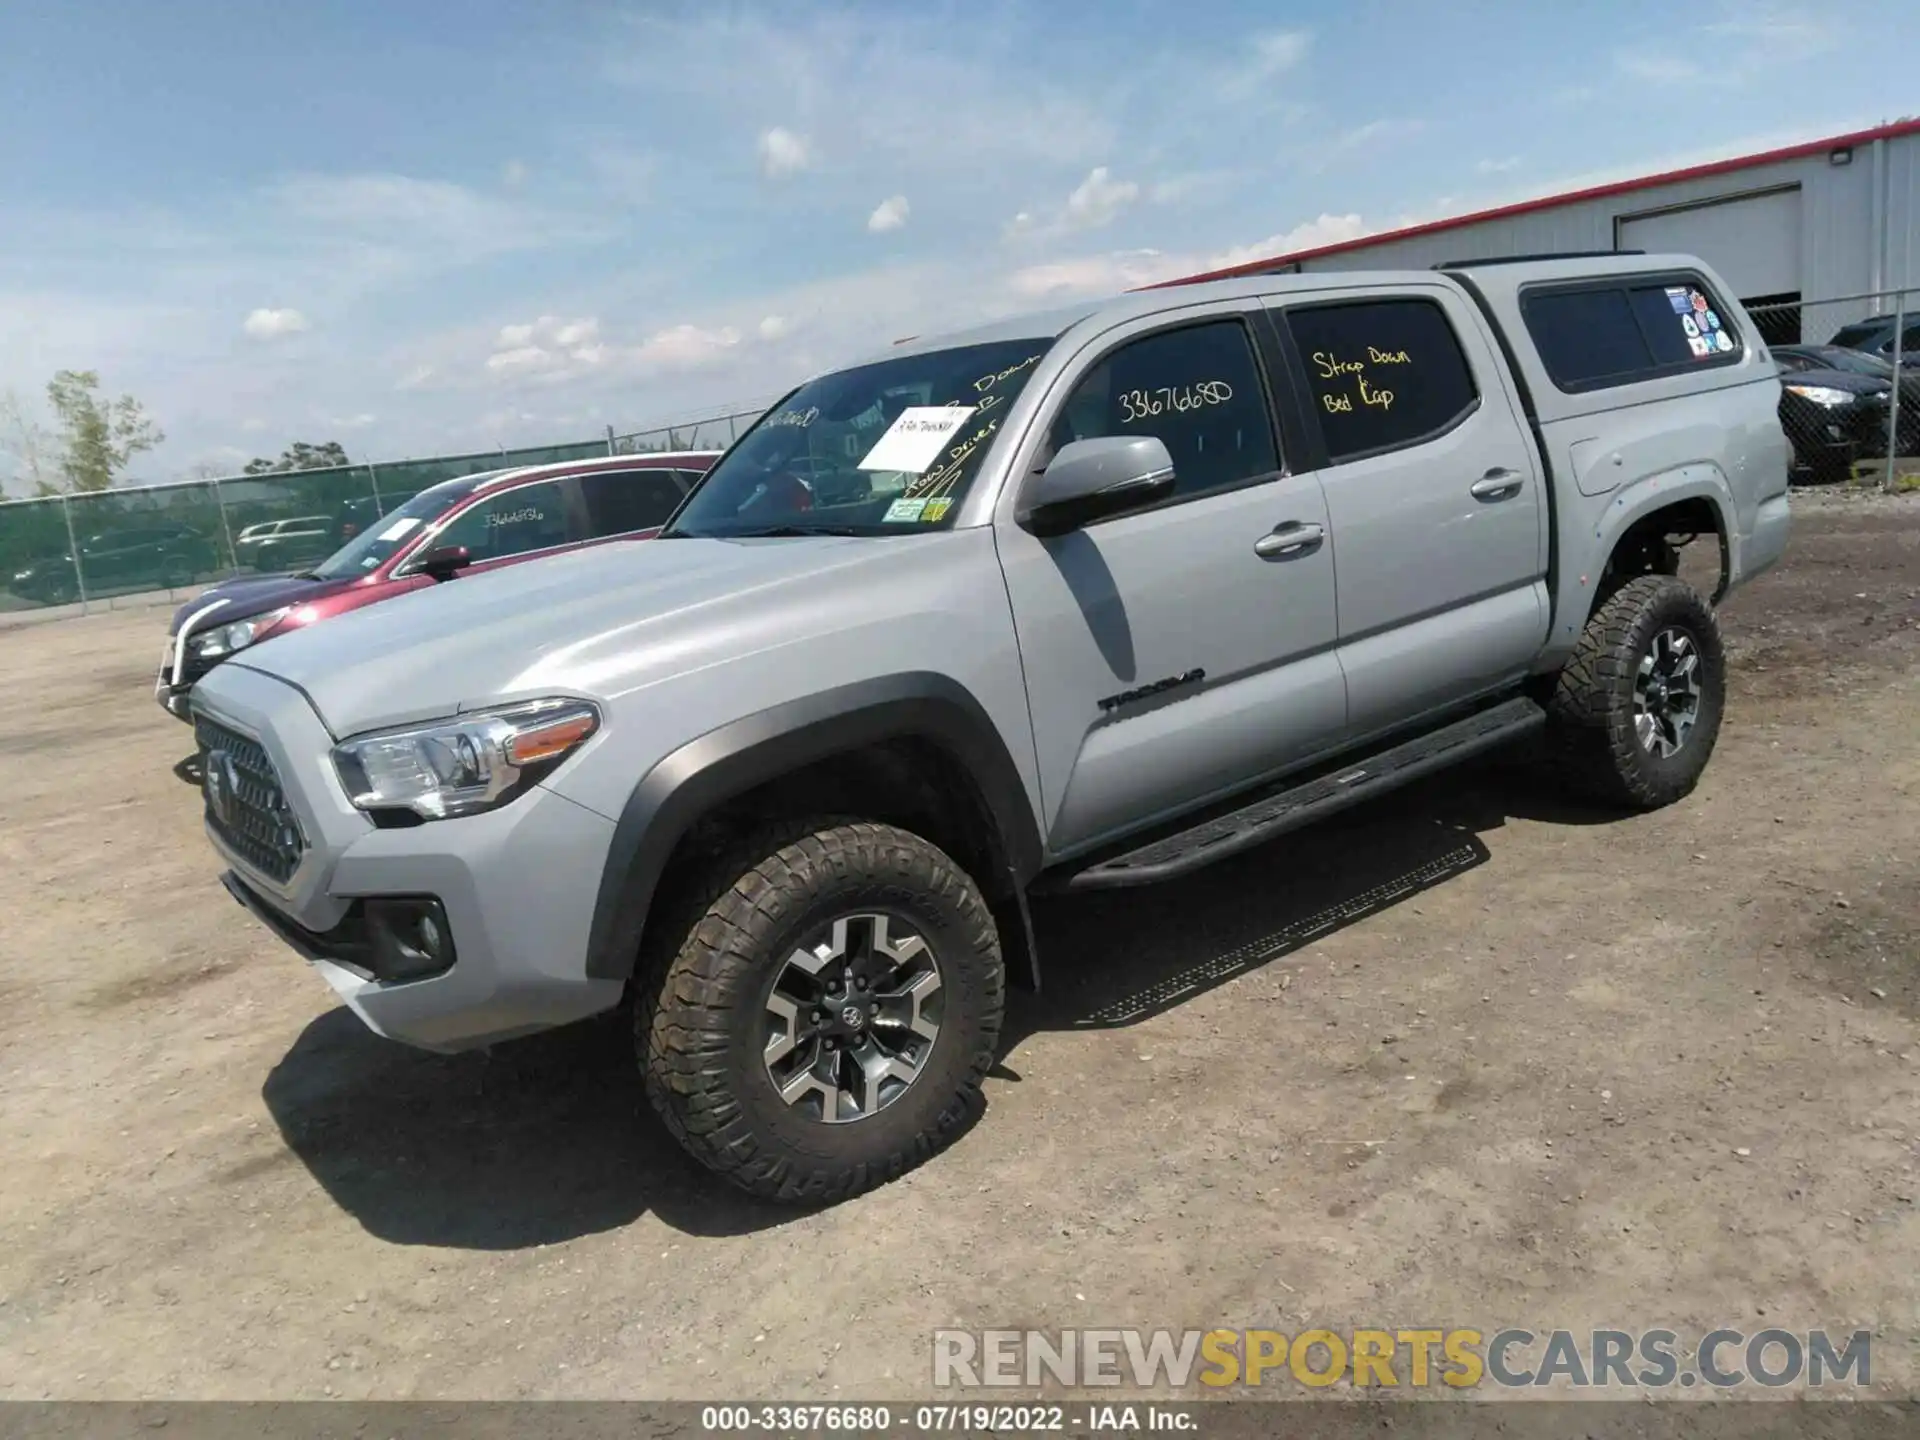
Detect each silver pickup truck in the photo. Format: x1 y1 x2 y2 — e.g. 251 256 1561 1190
189 252 1791 1203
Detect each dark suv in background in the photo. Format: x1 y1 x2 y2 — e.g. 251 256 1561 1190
9 522 215 605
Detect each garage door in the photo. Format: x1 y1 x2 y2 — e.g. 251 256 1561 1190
1616 187 1803 299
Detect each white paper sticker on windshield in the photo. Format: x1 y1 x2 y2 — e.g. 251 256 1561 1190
857 405 977 474
882 496 928 524
375 516 422 541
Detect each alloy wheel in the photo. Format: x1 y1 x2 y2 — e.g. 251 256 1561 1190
1633 625 1702 759
762 912 944 1124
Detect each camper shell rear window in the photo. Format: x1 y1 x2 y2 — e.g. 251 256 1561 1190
1520 273 1744 393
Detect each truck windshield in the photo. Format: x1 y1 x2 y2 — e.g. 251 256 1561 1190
309 479 480 580
664 337 1055 538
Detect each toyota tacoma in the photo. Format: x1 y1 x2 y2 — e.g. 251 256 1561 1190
188 253 1791 1203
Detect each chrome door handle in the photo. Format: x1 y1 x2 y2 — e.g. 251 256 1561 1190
1470 467 1525 501
1254 521 1325 560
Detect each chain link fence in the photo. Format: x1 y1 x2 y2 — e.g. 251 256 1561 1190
0 398 778 624
608 399 777 457
1748 286 1918 492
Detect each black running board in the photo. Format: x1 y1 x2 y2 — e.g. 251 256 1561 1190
1062 696 1546 891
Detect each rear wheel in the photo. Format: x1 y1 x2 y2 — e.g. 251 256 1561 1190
1546 574 1726 809
638 819 1004 1204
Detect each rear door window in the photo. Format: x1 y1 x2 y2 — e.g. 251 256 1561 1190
1284 297 1480 462
576 468 688 537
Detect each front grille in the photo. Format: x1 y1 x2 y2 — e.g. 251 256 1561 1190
194 714 306 884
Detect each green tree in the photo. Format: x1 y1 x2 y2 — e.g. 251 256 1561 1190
0 389 57 497
244 440 350 474
44 370 165 493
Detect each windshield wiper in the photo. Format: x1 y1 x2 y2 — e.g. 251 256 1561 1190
720 524 872 538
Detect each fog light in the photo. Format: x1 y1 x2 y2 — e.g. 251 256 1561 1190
363 897 456 983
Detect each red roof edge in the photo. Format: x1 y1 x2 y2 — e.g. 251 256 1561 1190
1141 116 1920 290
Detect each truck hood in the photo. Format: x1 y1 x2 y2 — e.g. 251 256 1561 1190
219 532 954 736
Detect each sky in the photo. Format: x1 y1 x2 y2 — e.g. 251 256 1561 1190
1 0 1915 489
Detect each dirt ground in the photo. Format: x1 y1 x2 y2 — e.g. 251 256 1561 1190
1 489 1916 1404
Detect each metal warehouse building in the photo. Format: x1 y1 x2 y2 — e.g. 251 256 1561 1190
1164 118 1920 348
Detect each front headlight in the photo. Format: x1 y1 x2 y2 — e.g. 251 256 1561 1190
331 698 601 820
1785 384 1855 407
192 606 292 658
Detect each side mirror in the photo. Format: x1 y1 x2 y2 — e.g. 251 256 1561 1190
1018 436 1177 539
414 544 472 581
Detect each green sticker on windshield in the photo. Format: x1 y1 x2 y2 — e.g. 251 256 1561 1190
883 496 929 523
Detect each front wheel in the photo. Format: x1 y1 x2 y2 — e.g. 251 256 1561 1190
1546 574 1727 809
638 819 1005 1204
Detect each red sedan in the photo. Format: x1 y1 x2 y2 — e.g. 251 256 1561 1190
156 450 718 719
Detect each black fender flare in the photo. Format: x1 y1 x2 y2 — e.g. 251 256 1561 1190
583 672 1044 982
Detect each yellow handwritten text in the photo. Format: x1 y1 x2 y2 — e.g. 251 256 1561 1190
1312 351 1365 380
973 354 1042 395
911 418 1002 498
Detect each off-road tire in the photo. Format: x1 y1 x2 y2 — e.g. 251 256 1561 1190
1546 573 1726 809
636 818 1004 1204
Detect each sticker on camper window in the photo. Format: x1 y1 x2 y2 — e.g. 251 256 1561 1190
375 516 422 541
857 405 977 474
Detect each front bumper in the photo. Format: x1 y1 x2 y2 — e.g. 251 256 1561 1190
193 664 625 1052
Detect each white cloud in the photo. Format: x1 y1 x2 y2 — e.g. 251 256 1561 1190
1063 167 1140 231
1008 250 1189 300
1475 156 1522 175
397 364 436 391
1007 213 1373 301
331 412 377 429
867 195 911 233
486 345 553 374
1287 118 1423 177
485 316 603 376
1615 9 1841 88
502 159 529 188
611 11 1113 180
243 307 308 339
1204 213 1371 270
1009 167 1142 242
636 322 742 369
1221 29 1312 96
758 314 791 341
757 127 811 178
